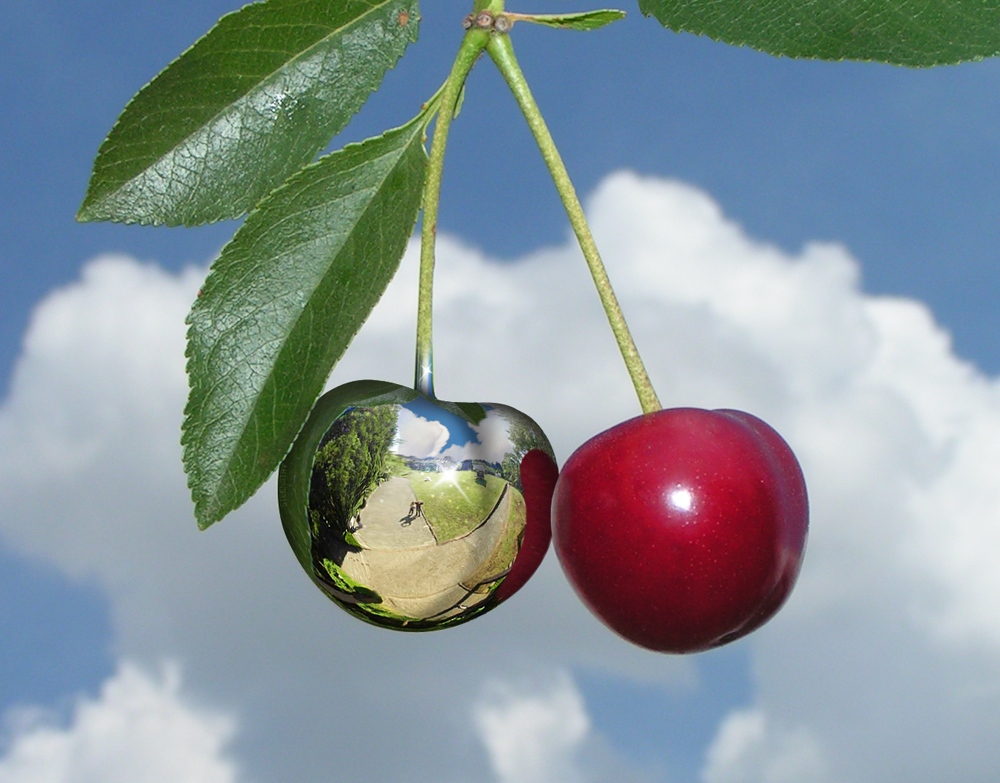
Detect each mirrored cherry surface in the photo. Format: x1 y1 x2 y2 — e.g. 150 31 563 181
279 382 556 631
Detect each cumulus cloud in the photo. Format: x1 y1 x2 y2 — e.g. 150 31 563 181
3 172 1000 782
701 709 833 783
393 407 451 458
0 662 238 783
473 671 590 783
0 248 684 783
437 408 516 465
473 671 654 783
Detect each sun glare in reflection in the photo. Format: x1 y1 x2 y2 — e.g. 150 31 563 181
436 466 469 502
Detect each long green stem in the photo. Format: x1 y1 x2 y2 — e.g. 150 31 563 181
415 8 505 396
486 32 661 415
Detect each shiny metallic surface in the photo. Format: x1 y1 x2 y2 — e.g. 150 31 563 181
302 393 552 630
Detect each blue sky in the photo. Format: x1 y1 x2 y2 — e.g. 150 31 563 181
6 1 1000 381
3 2 1000 782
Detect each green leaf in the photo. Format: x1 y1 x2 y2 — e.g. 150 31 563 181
78 0 420 226
521 10 626 31
638 0 1000 66
182 112 430 529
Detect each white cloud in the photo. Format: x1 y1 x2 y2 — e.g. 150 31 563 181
474 671 590 783
0 256 199 487
393 406 451 458
473 671 654 783
436 408 515 464
467 409 517 464
0 241 686 783
3 172 1000 781
0 662 238 783
701 709 833 783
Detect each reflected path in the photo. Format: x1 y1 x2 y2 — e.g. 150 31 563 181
353 477 435 549
340 481 516 621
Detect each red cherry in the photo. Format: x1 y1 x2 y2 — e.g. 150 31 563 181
551 408 808 653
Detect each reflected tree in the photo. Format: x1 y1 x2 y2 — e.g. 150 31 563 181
310 405 398 537
499 410 554 491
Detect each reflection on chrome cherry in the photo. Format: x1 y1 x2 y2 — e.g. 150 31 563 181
278 380 557 631
551 408 808 653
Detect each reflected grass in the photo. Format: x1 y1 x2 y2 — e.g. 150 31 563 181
410 472 505 543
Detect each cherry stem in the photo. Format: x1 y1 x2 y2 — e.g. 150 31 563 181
415 5 505 397
486 32 662 415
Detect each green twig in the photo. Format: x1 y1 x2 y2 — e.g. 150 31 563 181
486 32 661 414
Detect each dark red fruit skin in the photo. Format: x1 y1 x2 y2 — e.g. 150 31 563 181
551 409 808 653
493 449 559 604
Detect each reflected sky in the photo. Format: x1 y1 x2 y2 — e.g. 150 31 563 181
394 395 479 456
391 397 519 466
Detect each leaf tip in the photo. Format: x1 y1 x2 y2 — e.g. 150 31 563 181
75 200 97 224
